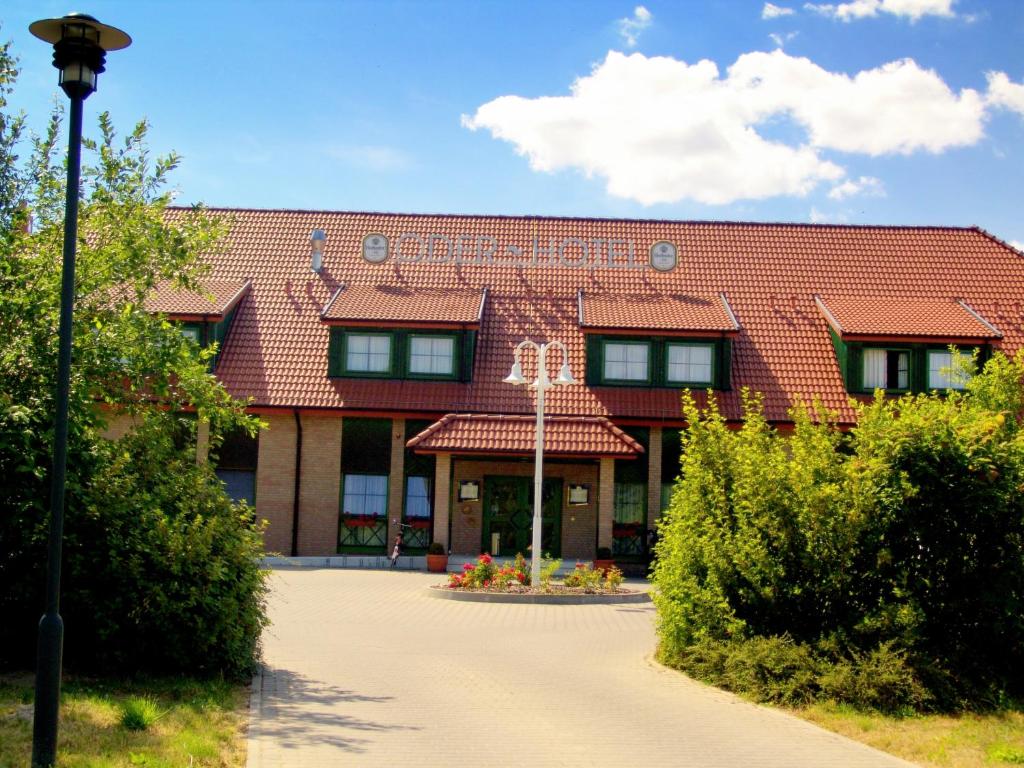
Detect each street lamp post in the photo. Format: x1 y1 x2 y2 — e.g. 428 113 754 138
27 14 131 768
503 340 576 587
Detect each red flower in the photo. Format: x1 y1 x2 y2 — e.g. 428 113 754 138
480 553 493 564
463 562 475 571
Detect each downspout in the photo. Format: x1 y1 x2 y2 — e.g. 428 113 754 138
291 409 303 557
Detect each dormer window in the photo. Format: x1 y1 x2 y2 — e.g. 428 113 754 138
322 286 485 382
815 296 1000 395
579 292 738 390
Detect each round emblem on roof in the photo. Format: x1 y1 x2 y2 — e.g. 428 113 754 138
362 233 390 264
649 241 677 272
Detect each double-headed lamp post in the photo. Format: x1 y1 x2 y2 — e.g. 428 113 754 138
503 340 577 587
27 13 131 768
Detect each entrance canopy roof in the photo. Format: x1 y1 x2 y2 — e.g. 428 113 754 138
406 414 644 458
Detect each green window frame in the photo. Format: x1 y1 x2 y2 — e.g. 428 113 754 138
407 333 457 379
343 332 393 376
602 340 651 384
586 335 730 389
665 342 715 386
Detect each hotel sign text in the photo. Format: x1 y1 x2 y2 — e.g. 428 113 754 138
362 233 677 272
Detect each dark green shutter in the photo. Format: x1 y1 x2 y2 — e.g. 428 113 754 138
717 338 732 391
847 344 862 392
585 335 602 385
461 330 477 382
327 328 343 377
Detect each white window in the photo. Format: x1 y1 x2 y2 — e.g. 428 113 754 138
342 474 388 516
405 476 432 518
928 350 968 390
863 348 909 390
346 334 390 372
604 342 649 381
409 336 454 375
180 326 201 344
667 344 713 384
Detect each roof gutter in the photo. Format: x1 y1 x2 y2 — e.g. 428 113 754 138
291 408 303 557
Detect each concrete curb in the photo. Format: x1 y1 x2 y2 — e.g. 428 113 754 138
245 663 263 768
425 585 652 604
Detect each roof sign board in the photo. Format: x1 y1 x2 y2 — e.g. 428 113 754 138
361 231 678 272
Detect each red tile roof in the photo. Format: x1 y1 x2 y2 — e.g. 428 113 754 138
144 279 250 320
816 296 1001 340
580 291 738 333
168 208 1024 424
321 285 484 326
406 414 644 457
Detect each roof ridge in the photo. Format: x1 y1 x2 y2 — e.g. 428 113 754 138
166 205 983 232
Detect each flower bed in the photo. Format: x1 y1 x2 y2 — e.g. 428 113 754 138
446 553 625 594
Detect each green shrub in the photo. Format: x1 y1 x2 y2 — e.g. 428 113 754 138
59 412 268 679
120 696 162 731
818 643 930 712
653 352 1024 710
427 542 446 555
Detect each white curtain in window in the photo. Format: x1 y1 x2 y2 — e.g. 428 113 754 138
410 336 454 374
347 335 390 372
668 344 713 383
863 348 887 389
605 343 648 381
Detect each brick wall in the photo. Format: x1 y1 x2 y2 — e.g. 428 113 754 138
598 457 614 550
647 426 662 530
450 459 600 560
297 413 343 555
433 453 452 548
387 419 406 547
255 413 297 555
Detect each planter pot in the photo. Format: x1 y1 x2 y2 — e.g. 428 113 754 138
593 558 614 575
426 554 449 573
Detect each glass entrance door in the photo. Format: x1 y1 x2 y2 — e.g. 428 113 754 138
482 476 562 558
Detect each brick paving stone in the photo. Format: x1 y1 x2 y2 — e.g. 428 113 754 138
247 569 917 768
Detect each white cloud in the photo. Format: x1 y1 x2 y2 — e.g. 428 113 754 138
804 0 955 21
462 50 985 206
326 144 411 171
986 71 1024 116
769 31 800 48
828 175 885 199
810 206 849 223
762 3 795 18
618 6 653 48
1008 240 1024 252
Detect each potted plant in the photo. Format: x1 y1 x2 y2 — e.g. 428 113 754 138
593 546 614 575
426 542 449 573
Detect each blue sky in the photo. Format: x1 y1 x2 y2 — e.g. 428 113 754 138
4 1 1024 246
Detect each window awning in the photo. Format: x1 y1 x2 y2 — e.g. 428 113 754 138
321 285 486 329
406 414 644 458
144 279 251 322
815 295 1002 342
579 291 739 336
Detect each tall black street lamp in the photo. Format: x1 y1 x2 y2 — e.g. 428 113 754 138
27 13 131 768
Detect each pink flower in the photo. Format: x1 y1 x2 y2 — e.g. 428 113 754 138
480 553 493 564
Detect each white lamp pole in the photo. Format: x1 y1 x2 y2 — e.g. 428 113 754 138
503 340 576 587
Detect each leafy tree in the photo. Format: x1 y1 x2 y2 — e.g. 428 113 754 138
0 36 266 677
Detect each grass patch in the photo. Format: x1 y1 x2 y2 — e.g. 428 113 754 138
0 673 247 767
794 701 1024 768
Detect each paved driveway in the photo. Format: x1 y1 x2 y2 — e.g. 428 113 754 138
247 569 915 767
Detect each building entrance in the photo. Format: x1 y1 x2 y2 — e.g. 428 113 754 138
482 476 562 558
